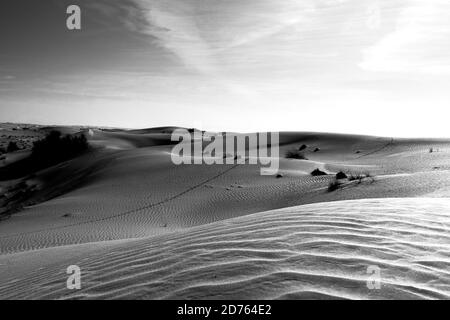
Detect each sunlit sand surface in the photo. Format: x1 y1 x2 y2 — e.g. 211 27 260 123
1 126 450 299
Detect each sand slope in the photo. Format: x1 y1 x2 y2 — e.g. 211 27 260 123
2 131 450 254
1 128 450 299
1 198 449 300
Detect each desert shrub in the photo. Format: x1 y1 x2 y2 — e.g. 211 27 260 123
311 168 327 176
32 131 89 167
348 173 364 182
285 149 308 160
348 172 374 183
328 179 342 192
335 171 347 179
7 141 19 153
0 133 89 181
363 172 375 182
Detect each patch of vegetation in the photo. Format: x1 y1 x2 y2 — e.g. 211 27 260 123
285 149 308 160
7 141 19 153
335 171 347 179
348 172 373 183
327 171 375 192
327 179 342 192
311 168 327 176
31 131 89 167
348 173 364 182
298 144 308 151
0 130 90 181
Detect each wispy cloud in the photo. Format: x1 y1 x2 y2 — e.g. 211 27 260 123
360 0 450 74
130 0 321 75
3 0 450 137
130 0 217 74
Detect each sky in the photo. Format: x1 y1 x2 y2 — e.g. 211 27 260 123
1 0 450 137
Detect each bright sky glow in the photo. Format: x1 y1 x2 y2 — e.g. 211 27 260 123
1 0 450 137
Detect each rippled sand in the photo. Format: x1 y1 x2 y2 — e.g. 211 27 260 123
2 129 450 299
1 198 449 300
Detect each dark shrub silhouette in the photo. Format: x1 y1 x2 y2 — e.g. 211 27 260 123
311 168 327 176
7 141 19 153
313 147 320 152
335 171 347 179
298 144 307 151
348 172 374 183
328 179 342 192
31 131 89 167
348 173 364 183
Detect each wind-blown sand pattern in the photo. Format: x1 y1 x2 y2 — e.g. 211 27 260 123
1 198 450 300
1 126 450 299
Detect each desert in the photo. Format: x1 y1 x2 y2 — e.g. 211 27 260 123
1 124 450 299
2 0 450 302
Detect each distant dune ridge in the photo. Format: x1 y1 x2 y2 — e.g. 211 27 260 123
1 124 450 299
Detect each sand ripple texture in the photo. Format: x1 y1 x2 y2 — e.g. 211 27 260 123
1 197 450 300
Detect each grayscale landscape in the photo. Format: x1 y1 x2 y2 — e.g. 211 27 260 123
1 124 450 299
1 0 450 300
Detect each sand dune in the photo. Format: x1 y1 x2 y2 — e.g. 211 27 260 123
1 127 450 299
1 198 450 300
2 130 450 254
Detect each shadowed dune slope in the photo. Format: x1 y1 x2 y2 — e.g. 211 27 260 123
0 198 449 300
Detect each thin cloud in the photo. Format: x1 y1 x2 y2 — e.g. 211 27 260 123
131 0 318 74
360 0 450 74
132 0 218 74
